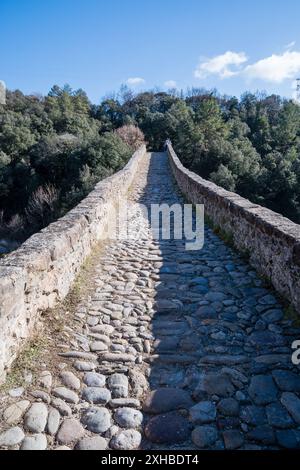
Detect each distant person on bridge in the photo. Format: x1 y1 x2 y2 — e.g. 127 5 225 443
164 139 171 151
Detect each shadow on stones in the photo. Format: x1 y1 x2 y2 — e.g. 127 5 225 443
134 152 300 451
135 152 207 449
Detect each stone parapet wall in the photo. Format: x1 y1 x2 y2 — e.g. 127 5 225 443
167 142 300 314
0 145 147 382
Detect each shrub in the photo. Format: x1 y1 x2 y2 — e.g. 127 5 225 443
25 184 60 230
115 125 145 151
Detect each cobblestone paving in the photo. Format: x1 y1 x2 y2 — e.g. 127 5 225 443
1 152 300 450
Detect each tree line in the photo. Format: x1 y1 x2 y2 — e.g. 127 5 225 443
1 84 300 244
0 85 144 241
103 86 300 224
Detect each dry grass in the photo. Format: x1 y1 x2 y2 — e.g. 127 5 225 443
0 335 48 393
0 239 108 395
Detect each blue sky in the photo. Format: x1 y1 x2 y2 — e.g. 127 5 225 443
1 0 300 103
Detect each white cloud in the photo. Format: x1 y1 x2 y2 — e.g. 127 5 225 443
164 80 177 88
194 51 248 79
194 48 300 85
126 77 145 86
285 41 296 50
244 51 300 83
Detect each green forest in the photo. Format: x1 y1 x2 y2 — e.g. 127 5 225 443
1 84 300 245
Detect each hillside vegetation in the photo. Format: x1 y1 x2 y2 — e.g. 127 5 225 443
1 85 300 245
115 88 300 224
0 85 144 241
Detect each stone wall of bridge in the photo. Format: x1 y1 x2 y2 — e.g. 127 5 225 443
167 142 300 315
0 145 147 383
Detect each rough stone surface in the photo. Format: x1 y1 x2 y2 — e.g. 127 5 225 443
192 425 218 448
3 400 30 425
37 371 52 390
74 361 95 372
0 426 25 447
266 402 294 429
276 429 300 449
194 373 235 398
145 412 191 444
81 407 111 433
76 436 107 450
21 434 47 450
30 390 50 404
53 387 79 404
189 401 216 424
1 150 300 451
110 429 142 450
114 407 143 429
51 398 72 416
167 142 300 314
46 407 61 435
272 370 300 392
109 398 140 409
281 393 300 424
81 387 111 404
83 372 106 387
143 388 193 414
222 430 244 450
60 371 81 391
129 370 148 398
24 403 48 433
248 375 278 405
240 406 267 426
217 398 239 417
247 426 276 445
0 145 147 382
107 374 129 398
56 418 85 445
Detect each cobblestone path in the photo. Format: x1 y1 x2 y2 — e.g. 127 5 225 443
1 152 300 450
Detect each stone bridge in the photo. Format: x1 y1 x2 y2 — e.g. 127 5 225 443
0 144 300 450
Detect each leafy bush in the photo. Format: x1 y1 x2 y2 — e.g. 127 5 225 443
1 84 300 248
115 125 145 150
